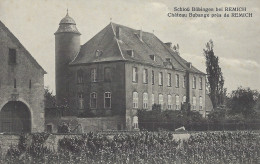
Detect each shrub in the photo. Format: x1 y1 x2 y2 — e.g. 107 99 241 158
57 122 71 133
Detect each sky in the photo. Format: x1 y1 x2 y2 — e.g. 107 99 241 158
0 0 259 94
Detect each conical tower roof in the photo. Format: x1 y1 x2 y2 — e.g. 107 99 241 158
55 10 81 35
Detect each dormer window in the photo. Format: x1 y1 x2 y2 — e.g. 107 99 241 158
9 48 16 64
166 58 171 62
127 50 134 57
95 50 103 57
150 55 155 61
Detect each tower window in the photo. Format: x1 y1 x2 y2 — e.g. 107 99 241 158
14 79 16 88
9 48 16 64
29 80 32 89
104 92 111 108
90 92 97 109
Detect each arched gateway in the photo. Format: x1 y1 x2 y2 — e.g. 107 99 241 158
0 101 31 133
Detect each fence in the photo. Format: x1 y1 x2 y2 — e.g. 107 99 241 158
138 121 260 131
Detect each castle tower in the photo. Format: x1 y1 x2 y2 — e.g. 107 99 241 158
55 10 81 105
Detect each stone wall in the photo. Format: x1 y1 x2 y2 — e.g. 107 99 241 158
124 62 205 130
45 116 125 133
0 22 45 132
68 61 126 114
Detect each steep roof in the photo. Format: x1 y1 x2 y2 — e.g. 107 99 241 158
70 22 204 74
55 13 81 35
0 21 46 74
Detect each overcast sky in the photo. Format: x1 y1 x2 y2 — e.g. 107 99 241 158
0 0 259 94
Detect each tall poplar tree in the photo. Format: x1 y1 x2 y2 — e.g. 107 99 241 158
204 40 225 108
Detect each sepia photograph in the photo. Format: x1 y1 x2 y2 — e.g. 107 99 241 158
0 0 259 163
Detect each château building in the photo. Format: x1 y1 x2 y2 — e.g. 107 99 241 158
0 21 46 133
54 12 206 131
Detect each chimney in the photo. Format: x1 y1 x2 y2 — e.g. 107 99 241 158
187 62 192 68
139 30 143 41
165 42 172 48
116 26 120 40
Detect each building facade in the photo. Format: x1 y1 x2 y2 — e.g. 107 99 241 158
55 13 206 131
0 21 46 133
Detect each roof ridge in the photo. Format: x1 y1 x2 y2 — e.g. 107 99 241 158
0 20 46 74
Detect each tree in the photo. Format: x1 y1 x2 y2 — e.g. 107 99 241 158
44 87 56 108
229 87 259 118
204 40 225 108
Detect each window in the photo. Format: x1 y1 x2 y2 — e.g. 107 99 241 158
167 73 171 87
9 48 16 64
29 80 32 89
151 94 154 106
167 95 172 109
95 50 103 57
199 77 203 90
104 67 112 82
133 116 139 129
183 76 186 88
104 92 111 108
132 67 138 82
192 76 196 89
133 92 138 108
151 70 155 85
143 69 148 84
159 94 163 108
183 96 186 103
192 96 196 110
159 72 163 86
199 96 203 110
175 74 179 88
90 92 97 109
150 55 155 61
91 68 97 82
77 70 83 84
14 79 16 88
143 92 148 109
176 95 180 110
46 125 52 133
78 93 84 109
127 50 134 57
